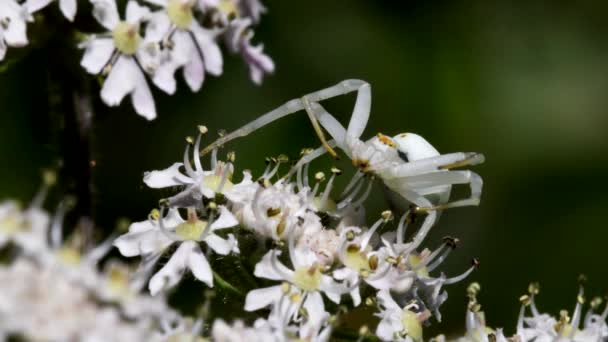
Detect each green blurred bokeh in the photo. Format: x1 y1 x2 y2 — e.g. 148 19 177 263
1 0 608 337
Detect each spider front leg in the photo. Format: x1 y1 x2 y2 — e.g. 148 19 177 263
386 152 485 178
199 79 370 157
388 170 483 212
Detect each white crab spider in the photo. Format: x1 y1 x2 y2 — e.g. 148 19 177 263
199 80 484 237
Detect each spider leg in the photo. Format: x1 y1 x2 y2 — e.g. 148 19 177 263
390 170 483 211
396 189 438 254
199 79 369 157
385 152 485 178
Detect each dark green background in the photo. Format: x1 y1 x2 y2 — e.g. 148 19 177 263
1 0 607 338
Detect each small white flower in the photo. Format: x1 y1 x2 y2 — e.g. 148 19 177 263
25 0 77 21
375 290 428 342
0 0 30 61
224 18 274 84
143 132 235 206
114 206 239 295
80 0 157 120
0 200 49 254
143 0 223 93
244 232 347 320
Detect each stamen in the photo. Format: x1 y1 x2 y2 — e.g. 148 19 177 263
215 167 230 193
341 171 363 197
252 186 265 222
183 142 196 177
337 177 365 209
211 148 218 170
31 169 56 209
569 285 585 337
302 163 310 188
50 200 70 249
444 259 479 285
360 217 384 250
319 171 338 209
193 133 203 172
265 157 284 180
346 177 374 209
396 211 411 245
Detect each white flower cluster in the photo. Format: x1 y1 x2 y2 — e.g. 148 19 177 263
112 118 484 341
440 282 608 342
2 0 273 120
0 181 172 340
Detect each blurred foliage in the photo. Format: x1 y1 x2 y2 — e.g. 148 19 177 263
1 0 608 338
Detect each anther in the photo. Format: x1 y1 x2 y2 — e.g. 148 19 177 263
472 258 480 268
42 169 57 186
381 210 393 222
591 297 603 309
443 236 459 248
331 167 342 175
315 172 325 182
185 136 194 145
519 295 531 306
365 296 376 306
226 151 236 162
198 125 208 134
149 208 161 220
528 282 540 295
359 325 370 336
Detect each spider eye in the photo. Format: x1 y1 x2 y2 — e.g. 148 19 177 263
398 150 409 162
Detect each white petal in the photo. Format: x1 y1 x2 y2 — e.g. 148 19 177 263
183 47 204 91
80 38 114 74
130 65 156 120
143 163 192 188
376 290 401 312
204 234 235 255
209 206 238 231
91 0 119 30
113 228 172 257
148 242 189 295
100 56 137 107
0 40 6 61
185 241 213 287
126 0 150 23
254 250 292 281
152 58 179 94
25 0 53 14
190 22 222 76
302 291 327 326
3 12 28 46
145 12 171 42
376 316 400 342
244 285 282 311
59 0 76 21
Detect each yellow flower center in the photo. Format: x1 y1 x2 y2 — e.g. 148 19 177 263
107 266 131 298
57 247 82 266
312 196 337 213
175 220 208 240
400 310 423 342
167 0 194 29
218 0 240 19
292 266 321 291
343 244 371 273
202 175 234 194
407 254 429 278
112 21 141 55
0 215 21 235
